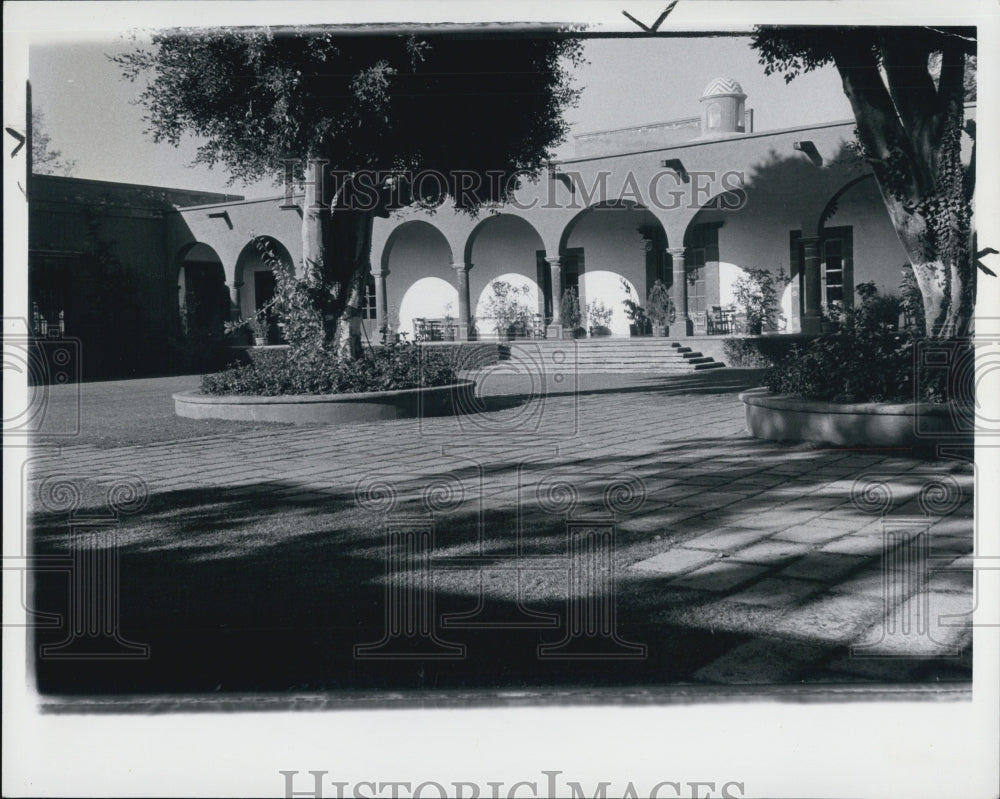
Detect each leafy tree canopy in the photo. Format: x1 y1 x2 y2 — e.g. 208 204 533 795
31 107 77 176
751 26 979 338
115 28 584 211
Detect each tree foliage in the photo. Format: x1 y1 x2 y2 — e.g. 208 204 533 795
116 27 583 354
751 26 979 339
115 28 583 207
31 107 77 176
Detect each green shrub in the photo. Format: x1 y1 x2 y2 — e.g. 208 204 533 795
645 280 676 326
560 286 583 329
763 284 967 403
722 335 817 368
200 342 458 396
732 267 790 333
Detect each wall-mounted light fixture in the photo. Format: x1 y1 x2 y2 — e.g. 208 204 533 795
660 158 690 183
793 140 822 167
207 210 233 230
548 164 575 194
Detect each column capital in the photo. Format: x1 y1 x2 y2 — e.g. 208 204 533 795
373 268 390 279
227 280 244 289
666 246 687 258
545 255 562 267
451 261 471 272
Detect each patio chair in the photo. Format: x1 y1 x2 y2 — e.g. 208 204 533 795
708 306 723 334
530 313 547 339
692 311 708 336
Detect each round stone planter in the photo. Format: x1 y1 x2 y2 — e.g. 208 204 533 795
738 387 972 448
174 380 476 424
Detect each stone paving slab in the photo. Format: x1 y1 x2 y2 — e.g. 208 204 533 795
21 369 976 689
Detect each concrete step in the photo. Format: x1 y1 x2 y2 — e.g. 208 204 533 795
496 338 727 373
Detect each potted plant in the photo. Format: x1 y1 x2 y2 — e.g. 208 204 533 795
732 267 790 336
248 314 268 346
483 280 532 341
442 302 457 341
645 280 675 336
586 300 613 337
820 301 843 334
620 278 651 336
384 305 402 344
560 287 586 338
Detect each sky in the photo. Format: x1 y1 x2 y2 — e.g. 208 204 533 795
28 33 854 198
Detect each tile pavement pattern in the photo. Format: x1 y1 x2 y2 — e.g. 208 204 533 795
24 366 974 690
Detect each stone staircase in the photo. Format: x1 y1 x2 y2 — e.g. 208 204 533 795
504 337 726 373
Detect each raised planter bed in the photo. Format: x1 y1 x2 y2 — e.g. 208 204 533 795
174 380 476 424
739 387 972 448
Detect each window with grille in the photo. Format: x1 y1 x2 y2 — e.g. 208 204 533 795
789 227 854 309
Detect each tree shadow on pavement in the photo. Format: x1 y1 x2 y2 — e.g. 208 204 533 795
28 436 973 702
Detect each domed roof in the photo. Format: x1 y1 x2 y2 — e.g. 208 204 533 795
701 77 746 98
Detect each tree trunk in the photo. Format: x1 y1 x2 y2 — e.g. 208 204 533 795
831 43 974 340
878 190 974 338
301 157 328 281
299 157 377 358
324 207 375 359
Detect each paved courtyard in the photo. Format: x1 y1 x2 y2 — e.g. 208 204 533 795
22 363 974 703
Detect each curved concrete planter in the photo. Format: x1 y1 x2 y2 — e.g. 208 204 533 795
739 387 972 448
174 380 476 423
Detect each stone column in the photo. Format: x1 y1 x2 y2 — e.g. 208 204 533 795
545 255 563 338
226 281 243 322
801 236 822 334
373 268 389 341
788 264 803 334
451 261 472 341
667 247 690 336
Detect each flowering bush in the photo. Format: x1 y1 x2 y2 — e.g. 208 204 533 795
200 342 458 396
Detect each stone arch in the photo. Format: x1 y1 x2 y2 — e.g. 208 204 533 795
815 173 906 307
681 190 751 322
397 277 459 340
233 236 295 323
380 220 454 274
380 221 455 334
558 201 668 330
174 241 229 335
817 173 876 236
464 214 548 319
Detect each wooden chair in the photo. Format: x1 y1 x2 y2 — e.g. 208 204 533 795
530 313 547 339
692 311 708 336
707 306 721 334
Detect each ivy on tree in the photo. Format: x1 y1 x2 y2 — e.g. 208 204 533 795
751 25 981 339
